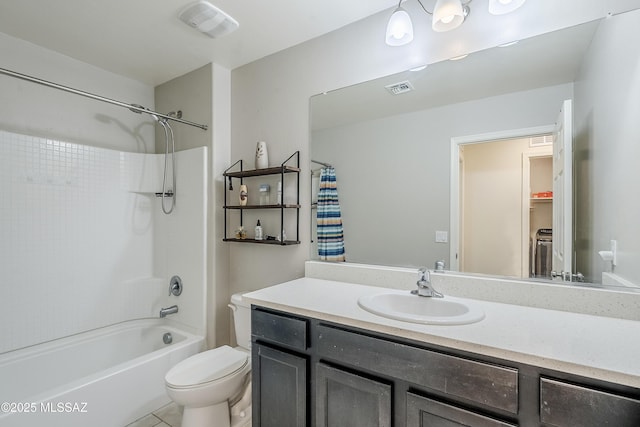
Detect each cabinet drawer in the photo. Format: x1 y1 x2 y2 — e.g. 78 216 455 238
252 309 308 351
407 392 517 427
317 325 518 414
540 377 640 427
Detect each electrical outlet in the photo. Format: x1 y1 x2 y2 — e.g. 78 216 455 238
435 231 448 243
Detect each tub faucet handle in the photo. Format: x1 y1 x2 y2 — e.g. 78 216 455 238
169 275 183 296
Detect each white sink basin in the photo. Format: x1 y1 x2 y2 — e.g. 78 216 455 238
358 291 485 325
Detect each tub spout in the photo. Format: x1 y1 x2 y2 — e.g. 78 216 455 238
159 305 178 318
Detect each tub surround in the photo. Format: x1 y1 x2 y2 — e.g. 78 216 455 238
0 131 209 354
244 276 640 389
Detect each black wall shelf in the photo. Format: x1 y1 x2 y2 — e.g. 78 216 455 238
223 151 300 245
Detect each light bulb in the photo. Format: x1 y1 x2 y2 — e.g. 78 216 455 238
441 15 455 24
392 29 406 39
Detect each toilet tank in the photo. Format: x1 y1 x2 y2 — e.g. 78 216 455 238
230 293 251 350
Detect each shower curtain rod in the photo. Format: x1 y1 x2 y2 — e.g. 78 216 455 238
0 67 208 131
311 159 332 168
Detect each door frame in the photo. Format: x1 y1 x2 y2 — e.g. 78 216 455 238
449 125 555 272
522 149 553 277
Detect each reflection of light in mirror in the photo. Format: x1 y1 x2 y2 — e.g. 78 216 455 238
489 0 527 15
498 40 520 47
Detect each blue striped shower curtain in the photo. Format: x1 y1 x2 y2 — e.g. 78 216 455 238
317 167 346 262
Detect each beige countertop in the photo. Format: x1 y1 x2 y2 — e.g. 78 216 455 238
244 277 640 389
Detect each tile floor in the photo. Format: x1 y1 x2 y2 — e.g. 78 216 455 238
124 402 182 427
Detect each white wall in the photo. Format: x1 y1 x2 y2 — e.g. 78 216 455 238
230 0 609 295
574 9 640 284
155 64 231 348
0 32 154 153
312 84 572 269
210 65 232 347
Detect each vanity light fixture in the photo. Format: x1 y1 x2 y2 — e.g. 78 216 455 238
386 3 414 46
432 0 468 32
385 0 526 46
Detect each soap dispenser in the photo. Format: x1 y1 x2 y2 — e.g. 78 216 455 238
255 220 263 241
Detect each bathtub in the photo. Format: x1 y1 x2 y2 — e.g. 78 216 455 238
0 319 204 427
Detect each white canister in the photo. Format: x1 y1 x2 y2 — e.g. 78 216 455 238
239 184 248 206
255 141 269 169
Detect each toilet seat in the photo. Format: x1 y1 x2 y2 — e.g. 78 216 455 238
166 345 248 389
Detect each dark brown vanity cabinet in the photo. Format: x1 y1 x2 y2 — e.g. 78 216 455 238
253 344 307 427
251 309 309 427
539 378 640 427
406 393 516 427
316 363 392 427
251 306 640 427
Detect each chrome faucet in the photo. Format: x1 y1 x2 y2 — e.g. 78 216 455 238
411 267 443 298
159 305 179 318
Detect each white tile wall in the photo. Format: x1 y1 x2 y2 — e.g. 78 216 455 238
0 130 207 354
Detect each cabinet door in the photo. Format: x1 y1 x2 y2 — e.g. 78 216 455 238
316 363 392 427
540 377 640 427
406 393 517 427
253 344 307 427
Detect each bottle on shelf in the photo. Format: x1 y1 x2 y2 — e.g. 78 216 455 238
255 220 263 240
277 181 282 205
259 184 270 205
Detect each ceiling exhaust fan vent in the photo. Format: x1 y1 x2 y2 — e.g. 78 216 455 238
179 1 239 39
385 81 414 95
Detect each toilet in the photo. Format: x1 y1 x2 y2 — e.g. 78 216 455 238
165 293 252 427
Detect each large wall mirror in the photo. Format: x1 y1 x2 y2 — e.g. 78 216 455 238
310 7 640 291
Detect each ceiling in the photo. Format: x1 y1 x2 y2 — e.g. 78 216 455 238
311 20 600 131
0 0 399 86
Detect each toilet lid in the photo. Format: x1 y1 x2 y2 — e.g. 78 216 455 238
165 345 248 388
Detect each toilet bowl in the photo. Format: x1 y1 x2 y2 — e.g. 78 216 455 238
165 293 251 427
